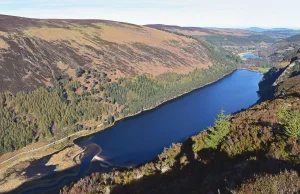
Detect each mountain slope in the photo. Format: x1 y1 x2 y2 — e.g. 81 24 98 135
259 48 300 100
0 15 241 158
259 34 300 62
146 24 276 47
61 58 300 194
0 15 238 93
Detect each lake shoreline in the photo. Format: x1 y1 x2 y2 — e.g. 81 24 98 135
74 69 237 143
1 69 237 166
1 68 257 193
237 67 265 74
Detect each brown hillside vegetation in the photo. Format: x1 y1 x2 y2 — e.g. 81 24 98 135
0 15 238 93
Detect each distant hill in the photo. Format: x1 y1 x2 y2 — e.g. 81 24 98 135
259 34 300 62
146 24 276 47
246 27 268 32
244 27 300 40
285 34 300 42
0 15 238 93
246 27 295 32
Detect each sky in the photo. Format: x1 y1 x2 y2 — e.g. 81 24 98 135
0 0 299 28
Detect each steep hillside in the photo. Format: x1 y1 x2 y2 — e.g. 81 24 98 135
259 49 300 100
146 24 276 47
61 60 300 194
0 15 242 158
0 15 238 93
259 34 300 62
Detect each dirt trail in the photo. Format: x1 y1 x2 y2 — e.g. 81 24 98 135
0 124 104 165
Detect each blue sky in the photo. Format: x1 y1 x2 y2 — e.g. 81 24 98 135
0 0 299 28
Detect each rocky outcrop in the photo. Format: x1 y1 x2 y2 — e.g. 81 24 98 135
258 50 300 100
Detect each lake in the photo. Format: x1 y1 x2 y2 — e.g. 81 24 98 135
20 70 263 193
77 70 262 165
242 54 259 59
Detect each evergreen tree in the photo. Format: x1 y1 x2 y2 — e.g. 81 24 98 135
205 110 231 149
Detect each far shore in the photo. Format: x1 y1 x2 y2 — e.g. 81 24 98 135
0 68 259 193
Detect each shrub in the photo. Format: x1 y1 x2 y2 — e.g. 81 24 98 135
237 170 300 194
278 106 300 139
76 67 85 77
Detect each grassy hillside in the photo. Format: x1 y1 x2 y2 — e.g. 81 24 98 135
61 61 300 194
0 15 239 93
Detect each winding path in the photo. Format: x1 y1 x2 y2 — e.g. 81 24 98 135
0 123 103 165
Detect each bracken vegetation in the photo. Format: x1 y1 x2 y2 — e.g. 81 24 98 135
237 170 300 194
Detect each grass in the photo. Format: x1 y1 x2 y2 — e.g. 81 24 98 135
257 67 271 73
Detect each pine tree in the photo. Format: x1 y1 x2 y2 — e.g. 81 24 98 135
278 107 300 139
205 110 231 149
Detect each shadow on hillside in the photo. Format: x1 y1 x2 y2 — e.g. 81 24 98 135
5 145 85 194
6 135 300 194
0 154 57 188
290 71 300 78
111 138 300 194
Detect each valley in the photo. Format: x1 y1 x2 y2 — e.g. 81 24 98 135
4 69 262 194
60 54 300 194
0 13 299 194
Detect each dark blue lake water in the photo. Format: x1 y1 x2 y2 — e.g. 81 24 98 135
78 70 263 164
243 54 259 59
21 70 263 193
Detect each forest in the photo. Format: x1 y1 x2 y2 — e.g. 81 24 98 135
203 34 275 46
0 62 236 155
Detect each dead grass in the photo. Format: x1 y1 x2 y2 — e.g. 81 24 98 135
0 143 84 193
0 31 8 38
45 145 83 171
21 24 209 77
0 38 9 49
99 24 191 46
131 61 210 76
24 27 83 41
56 61 69 71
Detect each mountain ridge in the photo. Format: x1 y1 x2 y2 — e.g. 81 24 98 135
0 15 240 93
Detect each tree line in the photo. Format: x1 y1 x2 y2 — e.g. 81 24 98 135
0 61 237 155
